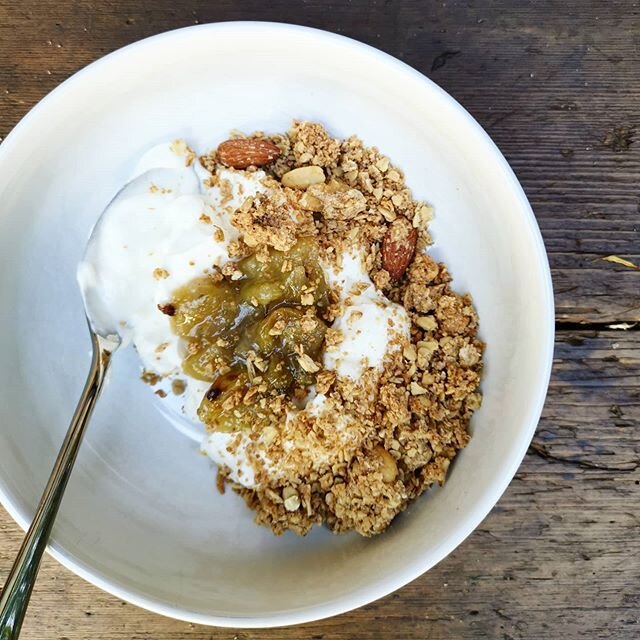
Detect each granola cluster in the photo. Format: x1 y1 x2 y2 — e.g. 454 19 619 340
192 122 483 537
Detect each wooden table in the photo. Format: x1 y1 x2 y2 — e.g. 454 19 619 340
1 1 638 638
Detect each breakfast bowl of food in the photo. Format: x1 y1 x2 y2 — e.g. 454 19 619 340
0 22 554 627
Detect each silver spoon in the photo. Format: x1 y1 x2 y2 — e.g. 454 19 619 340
0 331 120 638
0 169 191 637
0 199 127 638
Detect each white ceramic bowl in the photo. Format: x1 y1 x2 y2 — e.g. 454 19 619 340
0 22 554 627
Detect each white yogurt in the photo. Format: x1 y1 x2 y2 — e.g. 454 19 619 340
322 251 410 379
201 431 255 487
79 141 267 483
79 141 410 488
80 142 266 376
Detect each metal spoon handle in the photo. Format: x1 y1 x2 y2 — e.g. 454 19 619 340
0 331 117 639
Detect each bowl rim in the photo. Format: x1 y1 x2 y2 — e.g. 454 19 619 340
0 20 555 628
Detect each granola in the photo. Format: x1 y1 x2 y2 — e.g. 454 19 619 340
164 121 485 537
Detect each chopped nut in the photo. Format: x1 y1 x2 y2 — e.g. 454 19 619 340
391 193 404 208
403 344 417 361
417 340 439 368
386 169 401 182
379 203 397 222
410 381 428 395
373 446 398 483
420 372 434 387
415 316 437 331
283 487 301 511
459 343 481 367
298 191 323 211
412 204 434 229
281 165 325 189
375 156 390 172
170 139 188 155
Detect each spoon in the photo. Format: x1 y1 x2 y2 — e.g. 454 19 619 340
0 199 125 638
0 168 196 636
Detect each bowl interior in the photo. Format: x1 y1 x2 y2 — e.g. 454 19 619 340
0 23 553 626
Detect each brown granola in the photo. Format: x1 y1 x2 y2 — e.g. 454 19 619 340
176 121 484 536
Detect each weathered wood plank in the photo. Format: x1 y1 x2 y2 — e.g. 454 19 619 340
1 329 638 639
1 1 639 322
1 1 639 639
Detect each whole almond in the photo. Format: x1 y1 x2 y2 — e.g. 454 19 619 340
382 217 418 280
216 139 281 169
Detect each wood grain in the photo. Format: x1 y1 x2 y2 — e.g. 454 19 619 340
1 0 639 638
1 0 639 323
1 329 638 639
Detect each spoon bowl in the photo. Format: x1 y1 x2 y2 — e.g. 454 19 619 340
0 182 127 638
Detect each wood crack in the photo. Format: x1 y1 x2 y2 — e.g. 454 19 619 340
528 442 639 473
556 321 639 332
